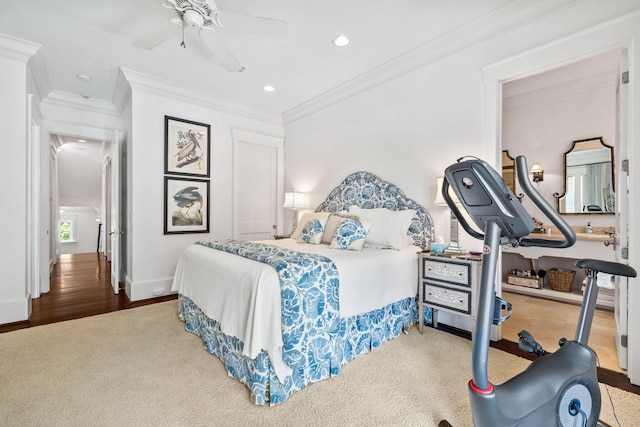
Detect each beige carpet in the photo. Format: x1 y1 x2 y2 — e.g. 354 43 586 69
1 301 639 427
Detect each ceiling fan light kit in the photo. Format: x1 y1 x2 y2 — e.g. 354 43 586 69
134 0 288 73
182 9 204 28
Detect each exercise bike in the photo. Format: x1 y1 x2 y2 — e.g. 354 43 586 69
437 155 636 427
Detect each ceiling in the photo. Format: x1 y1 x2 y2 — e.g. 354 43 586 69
503 48 622 99
0 0 551 115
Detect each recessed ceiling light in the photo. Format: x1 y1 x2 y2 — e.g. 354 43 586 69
77 139 87 143
263 85 275 92
76 74 91 82
332 35 350 47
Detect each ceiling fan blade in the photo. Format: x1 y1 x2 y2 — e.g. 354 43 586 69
133 20 181 50
199 30 245 72
213 11 288 39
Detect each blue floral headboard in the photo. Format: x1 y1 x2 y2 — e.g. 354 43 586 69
315 171 434 249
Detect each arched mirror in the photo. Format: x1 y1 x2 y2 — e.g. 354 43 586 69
553 137 614 214
502 150 516 194
502 150 523 200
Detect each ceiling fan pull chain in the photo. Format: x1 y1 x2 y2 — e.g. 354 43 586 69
180 25 186 48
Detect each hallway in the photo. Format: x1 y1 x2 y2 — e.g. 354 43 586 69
0 253 176 334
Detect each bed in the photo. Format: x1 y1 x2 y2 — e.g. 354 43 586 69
171 171 435 405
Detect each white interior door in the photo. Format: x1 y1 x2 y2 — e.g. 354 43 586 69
615 50 630 369
232 130 284 241
109 130 121 294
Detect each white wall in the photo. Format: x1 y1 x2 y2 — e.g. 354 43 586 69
123 71 284 301
59 207 101 255
283 1 640 383
0 36 38 323
57 141 103 208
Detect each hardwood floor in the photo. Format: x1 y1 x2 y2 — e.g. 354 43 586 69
0 252 176 334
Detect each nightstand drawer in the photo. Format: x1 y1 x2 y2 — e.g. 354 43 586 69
422 259 471 287
423 282 471 314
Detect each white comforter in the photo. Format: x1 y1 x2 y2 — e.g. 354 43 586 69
171 239 420 380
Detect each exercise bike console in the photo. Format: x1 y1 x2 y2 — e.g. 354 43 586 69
437 156 636 427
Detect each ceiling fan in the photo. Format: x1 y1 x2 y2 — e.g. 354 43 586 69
133 0 288 72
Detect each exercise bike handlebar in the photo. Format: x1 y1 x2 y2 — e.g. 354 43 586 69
442 156 576 249
515 156 576 249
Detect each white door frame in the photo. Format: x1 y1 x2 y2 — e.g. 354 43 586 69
483 20 638 382
40 122 120 288
109 130 122 294
615 50 631 369
27 94 39 301
231 129 284 239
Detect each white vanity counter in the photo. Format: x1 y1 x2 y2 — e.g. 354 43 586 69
501 228 617 309
502 230 615 261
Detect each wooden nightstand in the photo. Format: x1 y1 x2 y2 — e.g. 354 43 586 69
418 252 482 333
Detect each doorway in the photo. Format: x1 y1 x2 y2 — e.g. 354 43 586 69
26 131 117 325
52 134 105 259
498 48 628 371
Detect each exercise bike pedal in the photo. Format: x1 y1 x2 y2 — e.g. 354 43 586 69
518 330 546 357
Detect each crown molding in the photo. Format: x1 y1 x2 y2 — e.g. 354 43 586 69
120 68 283 126
503 71 617 111
0 33 40 62
26 49 51 106
112 68 131 115
282 0 579 125
42 90 120 117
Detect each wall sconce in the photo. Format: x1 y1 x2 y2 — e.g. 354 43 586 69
434 177 462 254
530 163 544 182
283 191 308 232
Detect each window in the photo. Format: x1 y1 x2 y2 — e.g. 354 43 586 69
59 216 76 243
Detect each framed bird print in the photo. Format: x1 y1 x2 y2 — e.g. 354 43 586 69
164 176 210 234
164 116 211 177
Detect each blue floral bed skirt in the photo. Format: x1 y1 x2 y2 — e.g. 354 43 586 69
178 295 432 405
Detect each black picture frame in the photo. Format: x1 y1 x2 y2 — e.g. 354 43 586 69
164 176 210 235
164 115 211 177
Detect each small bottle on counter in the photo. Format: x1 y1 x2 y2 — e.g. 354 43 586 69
585 222 593 233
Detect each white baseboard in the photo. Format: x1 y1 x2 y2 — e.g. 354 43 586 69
0 296 30 325
125 275 177 302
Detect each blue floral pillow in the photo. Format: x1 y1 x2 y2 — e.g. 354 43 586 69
329 218 372 251
297 219 324 244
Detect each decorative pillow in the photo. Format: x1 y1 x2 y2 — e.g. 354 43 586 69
292 212 330 240
329 218 372 251
297 219 324 244
348 206 416 250
321 212 359 244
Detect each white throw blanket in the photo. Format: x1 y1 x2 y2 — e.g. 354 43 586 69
171 239 420 381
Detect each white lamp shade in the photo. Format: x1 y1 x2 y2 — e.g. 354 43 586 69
434 177 460 206
530 163 543 173
283 191 308 209
434 177 446 205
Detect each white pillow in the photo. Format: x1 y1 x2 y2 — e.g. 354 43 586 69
292 212 330 240
348 206 416 250
321 212 359 244
296 219 325 244
329 218 373 251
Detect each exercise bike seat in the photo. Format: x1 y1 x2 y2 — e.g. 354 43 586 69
576 258 637 278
